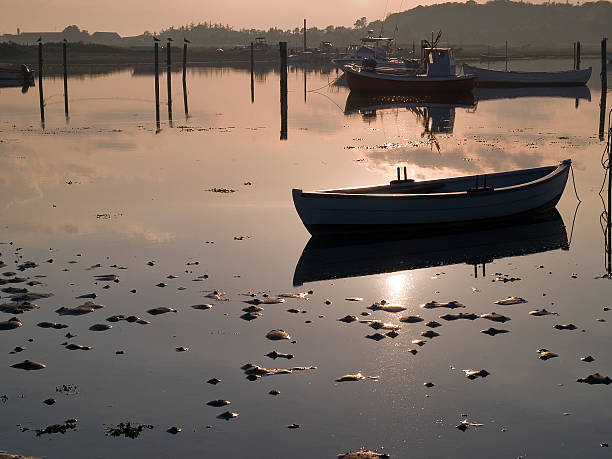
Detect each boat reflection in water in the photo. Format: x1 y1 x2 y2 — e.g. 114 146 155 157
293 209 568 286
0 79 34 94
473 85 591 102
344 91 475 135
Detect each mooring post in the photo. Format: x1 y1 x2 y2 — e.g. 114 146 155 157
576 41 581 70
154 40 160 131
63 39 68 118
600 38 608 140
182 41 187 84
573 42 576 70
183 39 188 117
250 42 254 103
38 40 45 126
280 41 288 140
505 40 508 72
303 19 307 52
167 38 173 125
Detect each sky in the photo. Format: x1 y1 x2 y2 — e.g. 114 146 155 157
1 0 516 36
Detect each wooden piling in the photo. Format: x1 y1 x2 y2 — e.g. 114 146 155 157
600 38 607 140
167 40 172 125
576 41 581 70
63 40 68 117
182 41 188 116
250 42 254 103
280 41 288 140
505 40 508 72
154 41 160 130
303 19 307 51
38 41 44 125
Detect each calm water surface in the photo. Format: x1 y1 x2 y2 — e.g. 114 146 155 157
0 57 611 458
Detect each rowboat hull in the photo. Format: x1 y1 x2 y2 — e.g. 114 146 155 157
344 66 476 94
464 64 591 87
0 66 35 84
292 162 570 234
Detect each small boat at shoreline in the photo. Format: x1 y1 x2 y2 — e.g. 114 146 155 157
0 64 35 85
292 160 571 234
344 48 476 94
333 31 417 71
463 63 591 87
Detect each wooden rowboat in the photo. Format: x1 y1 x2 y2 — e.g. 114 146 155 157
292 160 571 234
0 65 35 84
463 64 591 87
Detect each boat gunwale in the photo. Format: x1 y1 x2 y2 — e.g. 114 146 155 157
294 162 569 200
343 65 475 83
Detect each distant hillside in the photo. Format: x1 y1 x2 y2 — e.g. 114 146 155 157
377 0 612 46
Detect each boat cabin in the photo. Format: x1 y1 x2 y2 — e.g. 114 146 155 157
424 48 456 77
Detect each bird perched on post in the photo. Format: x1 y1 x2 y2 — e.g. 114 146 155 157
36 36 42 42
184 38 191 44
153 36 160 42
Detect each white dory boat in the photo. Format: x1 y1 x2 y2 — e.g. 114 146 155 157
292 160 571 234
463 64 591 87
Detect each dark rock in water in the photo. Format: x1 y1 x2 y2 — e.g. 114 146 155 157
65 333 76 339
581 355 595 362
440 313 478 321
65 343 92 351
130 289 137 293
480 327 509 336
207 399 230 407
156 283 167 288
11 360 46 371
577 373 612 385
287 308 300 314
338 315 358 324
366 333 386 341
1 287 28 294
266 351 294 360
125 316 139 322
463 369 490 380
192 304 213 310
147 306 177 315
11 346 26 353
43 398 56 405
265 329 291 341
494 296 526 305
421 330 439 339
166 426 182 434
36 419 77 436
89 324 112 332
554 323 577 330
0 317 22 330
56 301 104 316
386 330 399 338
537 348 558 360
10 292 53 302
116 351 124 355
399 315 424 323
37 322 68 329
136 319 150 325
480 312 511 323
408 349 418 355
421 300 465 309
411 339 426 347
17 261 38 271
76 293 97 299
529 308 559 316
425 321 442 328
106 315 125 323
240 312 261 321
105 421 154 439
176 347 189 352
242 305 263 313
287 423 300 429
424 382 435 387
207 378 222 385
0 301 38 314
269 389 280 396
217 411 239 420
337 450 390 458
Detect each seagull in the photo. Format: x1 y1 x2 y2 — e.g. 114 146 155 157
184 38 191 44
153 36 160 42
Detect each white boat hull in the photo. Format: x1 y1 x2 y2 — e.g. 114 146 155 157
333 57 409 71
463 64 591 87
292 162 570 234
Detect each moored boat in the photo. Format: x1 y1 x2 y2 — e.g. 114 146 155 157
463 63 591 87
292 160 571 234
0 64 35 84
344 48 476 94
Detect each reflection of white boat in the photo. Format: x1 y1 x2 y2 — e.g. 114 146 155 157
293 208 568 286
463 64 591 87
474 85 591 102
292 160 571 234
344 92 475 134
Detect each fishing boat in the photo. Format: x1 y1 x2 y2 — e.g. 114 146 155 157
0 65 35 85
292 160 571 234
333 32 417 71
463 63 591 87
344 48 475 94
293 208 568 286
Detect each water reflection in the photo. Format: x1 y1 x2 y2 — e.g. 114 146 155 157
293 209 568 286
474 85 591 102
